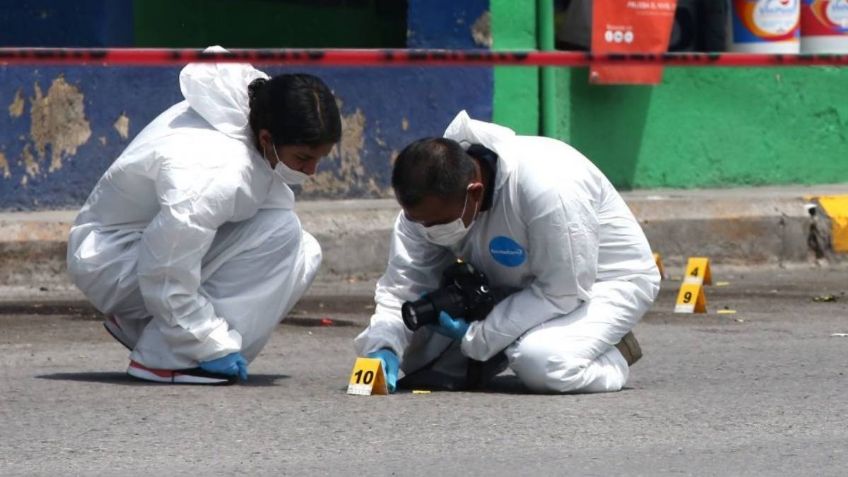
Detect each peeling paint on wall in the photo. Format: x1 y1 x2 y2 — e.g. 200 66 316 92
29 77 92 173
8 89 25 118
113 113 130 139
22 144 39 178
338 109 365 165
302 108 368 196
0 152 10 178
471 11 492 48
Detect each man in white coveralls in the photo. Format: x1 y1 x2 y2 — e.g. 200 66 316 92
355 111 660 393
67 48 341 384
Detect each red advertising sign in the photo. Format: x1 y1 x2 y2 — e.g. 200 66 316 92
591 0 678 84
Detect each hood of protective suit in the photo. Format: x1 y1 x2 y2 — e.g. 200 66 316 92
443 110 516 192
179 46 269 144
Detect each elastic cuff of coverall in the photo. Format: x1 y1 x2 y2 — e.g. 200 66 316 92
460 322 513 362
196 323 243 363
357 334 406 361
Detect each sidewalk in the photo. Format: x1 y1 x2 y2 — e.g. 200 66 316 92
1 184 846 305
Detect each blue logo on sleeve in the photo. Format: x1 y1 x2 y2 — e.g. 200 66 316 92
489 236 526 267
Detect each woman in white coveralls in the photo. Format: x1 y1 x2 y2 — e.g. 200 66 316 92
67 53 341 384
355 111 660 394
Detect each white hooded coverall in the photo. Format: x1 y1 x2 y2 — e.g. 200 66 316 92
354 111 660 393
67 57 321 370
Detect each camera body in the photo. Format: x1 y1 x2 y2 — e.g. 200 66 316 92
401 260 508 331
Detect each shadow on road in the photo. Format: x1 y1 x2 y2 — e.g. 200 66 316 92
240 374 291 386
36 371 140 385
484 375 531 394
483 375 638 395
36 372 290 387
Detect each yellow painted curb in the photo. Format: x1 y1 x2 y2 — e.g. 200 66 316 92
817 195 848 253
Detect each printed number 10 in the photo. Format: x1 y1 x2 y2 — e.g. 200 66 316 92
354 369 375 385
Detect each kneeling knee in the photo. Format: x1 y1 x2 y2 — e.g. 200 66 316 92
510 348 588 393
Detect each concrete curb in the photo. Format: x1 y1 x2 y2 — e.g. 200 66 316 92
1 185 846 293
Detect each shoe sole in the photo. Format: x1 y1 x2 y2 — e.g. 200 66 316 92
127 360 235 385
616 331 643 366
103 317 133 351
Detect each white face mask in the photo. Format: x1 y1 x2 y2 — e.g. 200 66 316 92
266 143 310 186
421 187 479 247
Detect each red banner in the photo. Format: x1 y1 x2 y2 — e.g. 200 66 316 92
591 0 678 84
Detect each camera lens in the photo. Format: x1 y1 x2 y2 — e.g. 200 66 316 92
402 299 437 330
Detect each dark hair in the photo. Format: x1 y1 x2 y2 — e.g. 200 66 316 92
392 137 475 208
248 74 342 147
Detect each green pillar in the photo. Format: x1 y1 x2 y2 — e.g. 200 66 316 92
537 0 556 137
491 0 539 135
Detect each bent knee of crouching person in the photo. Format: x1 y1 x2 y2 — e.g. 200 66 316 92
507 339 628 394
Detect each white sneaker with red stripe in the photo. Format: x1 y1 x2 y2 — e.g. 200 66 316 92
127 360 236 385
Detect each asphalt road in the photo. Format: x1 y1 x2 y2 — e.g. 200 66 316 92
1 264 847 476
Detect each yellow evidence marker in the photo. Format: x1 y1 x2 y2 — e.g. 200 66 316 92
816 195 848 252
683 257 712 285
653 252 666 279
346 357 388 396
674 282 707 314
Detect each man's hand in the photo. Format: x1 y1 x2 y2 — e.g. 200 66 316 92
431 311 470 341
199 352 249 381
367 348 399 393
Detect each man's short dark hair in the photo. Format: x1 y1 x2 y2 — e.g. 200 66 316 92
392 138 475 208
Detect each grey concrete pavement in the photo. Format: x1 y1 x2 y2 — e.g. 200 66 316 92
1 264 847 475
2 184 847 294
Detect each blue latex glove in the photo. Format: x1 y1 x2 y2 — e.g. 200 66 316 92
199 352 249 381
367 348 399 393
431 311 470 341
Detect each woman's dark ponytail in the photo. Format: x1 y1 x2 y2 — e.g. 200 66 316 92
247 77 268 110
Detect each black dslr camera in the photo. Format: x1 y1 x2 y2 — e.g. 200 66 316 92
401 259 511 331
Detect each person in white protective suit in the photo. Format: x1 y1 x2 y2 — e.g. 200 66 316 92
354 111 660 394
67 53 341 384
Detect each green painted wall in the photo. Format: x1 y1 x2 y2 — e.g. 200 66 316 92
492 4 848 189
133 0 406 48
491 0 539 135
559 67 848 189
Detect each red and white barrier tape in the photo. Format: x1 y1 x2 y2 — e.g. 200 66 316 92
1 48 847 67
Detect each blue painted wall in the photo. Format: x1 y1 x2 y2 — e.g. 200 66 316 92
0 66 491 209
0 0 493 210
408 0 490 48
